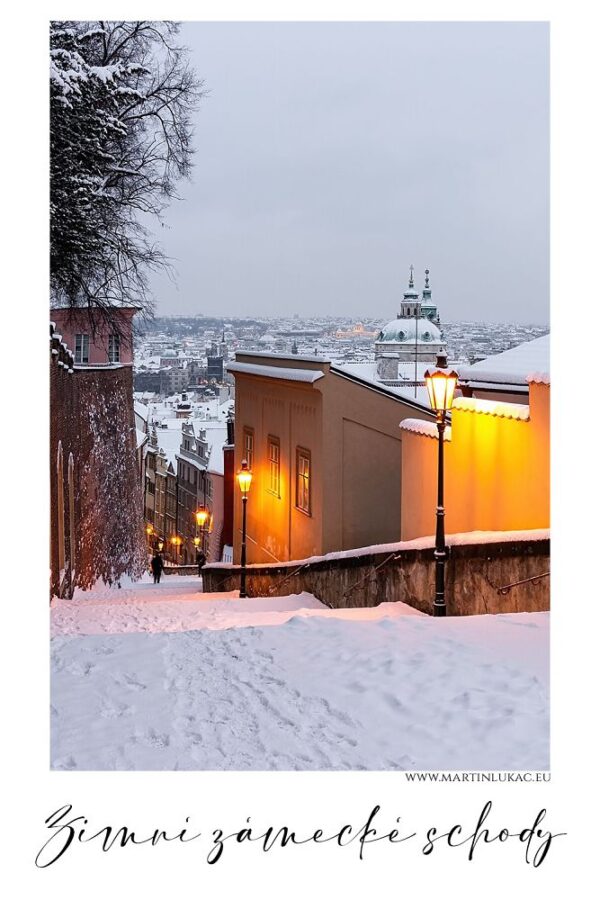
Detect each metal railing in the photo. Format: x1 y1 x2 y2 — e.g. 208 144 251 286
496 571 550 595
267 563 311 596
340 552 404 602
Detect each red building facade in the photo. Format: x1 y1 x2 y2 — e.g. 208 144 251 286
50 307 145 597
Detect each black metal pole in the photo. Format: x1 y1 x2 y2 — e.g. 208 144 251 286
433 414 448 616
240 494 248 598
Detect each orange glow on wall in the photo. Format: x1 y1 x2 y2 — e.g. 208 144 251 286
401 382 550 540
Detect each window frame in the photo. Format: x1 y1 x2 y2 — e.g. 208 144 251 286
243 426 255 471
295 446 312 516
267 435 281 497
108 333 121 363
74 333 89 364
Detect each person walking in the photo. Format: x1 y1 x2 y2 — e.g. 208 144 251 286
151 552 164 584
196 548 207 577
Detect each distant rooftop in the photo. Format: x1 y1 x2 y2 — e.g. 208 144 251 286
459 334 550 387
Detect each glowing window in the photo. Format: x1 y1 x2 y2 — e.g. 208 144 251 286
296 448 311 515
268 436 280 496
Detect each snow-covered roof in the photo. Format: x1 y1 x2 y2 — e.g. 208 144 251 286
227 362 325 383
134 399 148 421
332 362 433 409
459 334 549 387
452 397 530 421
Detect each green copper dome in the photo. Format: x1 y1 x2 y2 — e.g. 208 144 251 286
376 317 442 344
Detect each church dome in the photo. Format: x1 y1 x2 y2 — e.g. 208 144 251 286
376 317 442 344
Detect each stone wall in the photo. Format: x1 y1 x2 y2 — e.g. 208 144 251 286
202 534 550 616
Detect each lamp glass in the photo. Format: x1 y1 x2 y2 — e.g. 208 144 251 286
425 369 458 414
196 508 209 527
237 460 252 495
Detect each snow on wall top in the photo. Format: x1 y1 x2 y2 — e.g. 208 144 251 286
452 397 530 421
459 334 550 386
526 372 550 385
209 528 550 570
399 419 452 440
227 361 325 383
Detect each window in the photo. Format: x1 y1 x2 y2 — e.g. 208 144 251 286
74 334 89 364
108 333 120 363
243 427 254 470
296 448 311 515
267 436 280 496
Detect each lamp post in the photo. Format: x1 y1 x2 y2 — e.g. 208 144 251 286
236 459 252 598
424 353 458 617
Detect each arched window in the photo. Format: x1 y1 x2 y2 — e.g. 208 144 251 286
68 452 76 579
56 442 65 574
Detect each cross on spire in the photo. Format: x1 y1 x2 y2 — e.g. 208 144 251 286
409 264 414 288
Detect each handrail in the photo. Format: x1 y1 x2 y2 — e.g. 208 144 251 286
496 571 550 595
267 563 311 596
341 552 403 600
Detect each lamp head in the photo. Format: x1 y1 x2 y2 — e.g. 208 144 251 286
424 357 458 415
237 459 252 496
195 507 209 527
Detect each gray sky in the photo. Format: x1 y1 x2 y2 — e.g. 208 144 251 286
149 22 549 324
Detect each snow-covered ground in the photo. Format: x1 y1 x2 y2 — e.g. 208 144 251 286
51 575 549 771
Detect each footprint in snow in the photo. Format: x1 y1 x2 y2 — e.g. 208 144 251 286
115 672 147 692
100 700 132 719
382 692 410 714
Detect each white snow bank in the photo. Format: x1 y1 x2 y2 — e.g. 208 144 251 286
51 578 548 771
209 528 550 570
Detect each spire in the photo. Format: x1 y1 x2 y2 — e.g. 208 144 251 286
408 264 414 289
422 267 432 306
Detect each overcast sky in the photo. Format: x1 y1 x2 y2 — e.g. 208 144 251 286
149 22 549 324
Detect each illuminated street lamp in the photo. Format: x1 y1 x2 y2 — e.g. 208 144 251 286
236 459 253 598
195 507 209 529
424 353 458 617
170 535 182 560
195 505 210 561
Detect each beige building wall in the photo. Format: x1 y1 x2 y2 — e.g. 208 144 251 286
400 381 550 540
232 354 436 564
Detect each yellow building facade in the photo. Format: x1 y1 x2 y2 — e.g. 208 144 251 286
229 352 437 564
400 379 550 540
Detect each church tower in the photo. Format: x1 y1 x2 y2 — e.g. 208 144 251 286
374 266 446 385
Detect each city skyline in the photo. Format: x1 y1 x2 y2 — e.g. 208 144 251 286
148 21 549 325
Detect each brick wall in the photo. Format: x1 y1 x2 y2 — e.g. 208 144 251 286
50 323 146 597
